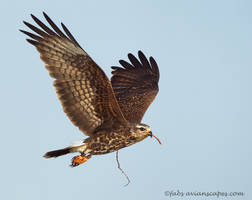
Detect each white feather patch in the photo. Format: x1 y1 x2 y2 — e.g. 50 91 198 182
70 141 84 147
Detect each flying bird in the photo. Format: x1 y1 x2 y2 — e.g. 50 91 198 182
20 13 160 169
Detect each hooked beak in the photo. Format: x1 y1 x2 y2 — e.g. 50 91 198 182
149 131 153 137
149 131 162 145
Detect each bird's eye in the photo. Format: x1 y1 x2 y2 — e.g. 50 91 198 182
140 127 145 131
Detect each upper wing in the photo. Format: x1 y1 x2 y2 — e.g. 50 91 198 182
111 51 159 123
20 12 127 136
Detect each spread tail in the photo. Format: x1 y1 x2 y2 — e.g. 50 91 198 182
44 147 71 158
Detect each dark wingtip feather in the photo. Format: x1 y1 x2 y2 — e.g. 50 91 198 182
149 56 160 80
20 29 43 41
128 53 142 68
111 66 121 70
119 60 133 69
61 22 82 48
138 50 152 71
26 39 38 46
30 13 56 36
138 50 144 58
42 11 49 19
23 20 48 37
30 13 36 19
42 12 67 38
42 11 49 16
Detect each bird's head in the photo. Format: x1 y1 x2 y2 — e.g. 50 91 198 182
131 123 161 144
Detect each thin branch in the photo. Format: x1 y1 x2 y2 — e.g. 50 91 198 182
116 150 130 186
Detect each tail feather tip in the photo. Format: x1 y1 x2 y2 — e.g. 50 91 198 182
43 148 70 158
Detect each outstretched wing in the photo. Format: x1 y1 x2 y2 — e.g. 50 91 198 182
20 12 127 136
111 51 159 123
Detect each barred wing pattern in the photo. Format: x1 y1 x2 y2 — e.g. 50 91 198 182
20 13 127 136
111 51 159 123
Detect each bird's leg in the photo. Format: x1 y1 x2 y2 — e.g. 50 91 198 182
70 154 91 167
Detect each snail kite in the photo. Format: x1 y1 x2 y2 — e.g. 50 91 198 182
20 12 160 167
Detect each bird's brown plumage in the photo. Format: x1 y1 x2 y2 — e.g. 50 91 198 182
20 12 128 136
111 52 159 123
20 12 159 136
20 13 161 175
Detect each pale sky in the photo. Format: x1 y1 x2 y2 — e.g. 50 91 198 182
1 0 251 200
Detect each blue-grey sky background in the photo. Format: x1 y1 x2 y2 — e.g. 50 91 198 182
1 0 251 199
